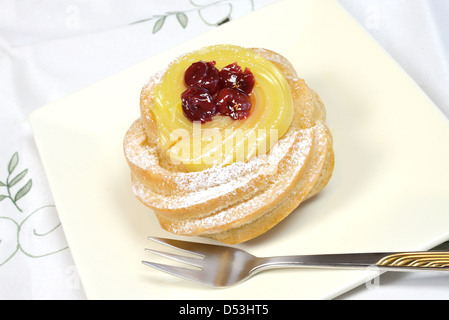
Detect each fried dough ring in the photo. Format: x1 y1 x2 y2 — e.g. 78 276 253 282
124 48 334 244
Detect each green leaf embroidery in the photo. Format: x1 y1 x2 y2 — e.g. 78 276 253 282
1 152 33 212
153 16 166 34
8 152 18 174
176 12 188 28
9 169 28 188
14 179 32 202
130 0 256 33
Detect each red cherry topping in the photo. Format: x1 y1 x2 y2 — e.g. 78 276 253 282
181 87 217 123
216 88 252 120
219 63 255 94
182 61 255 122
184 61 221 95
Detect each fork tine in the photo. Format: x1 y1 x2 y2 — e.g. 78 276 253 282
145 248 203 268
148 237 212 257
142 261 207 286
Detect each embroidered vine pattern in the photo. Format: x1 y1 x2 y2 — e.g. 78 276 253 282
0 152 68 266
0 152 32 212
131 0 255 34
0 205 69 266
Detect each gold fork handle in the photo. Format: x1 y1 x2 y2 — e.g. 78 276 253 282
256 251 449 272
376 252 449 269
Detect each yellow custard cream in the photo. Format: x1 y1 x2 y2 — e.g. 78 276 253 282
150 45 294 171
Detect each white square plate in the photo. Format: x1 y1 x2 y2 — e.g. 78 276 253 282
30 0 449 299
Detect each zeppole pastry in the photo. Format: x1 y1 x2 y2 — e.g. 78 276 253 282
124 44 334 244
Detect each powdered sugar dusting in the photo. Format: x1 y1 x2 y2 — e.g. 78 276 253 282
157 123 329 235
125 119 311 212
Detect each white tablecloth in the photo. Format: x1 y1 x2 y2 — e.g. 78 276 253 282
0 0 448 300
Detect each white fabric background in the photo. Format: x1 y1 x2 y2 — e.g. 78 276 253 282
0 0 448 300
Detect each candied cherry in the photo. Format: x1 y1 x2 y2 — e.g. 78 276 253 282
216 88 252 120
184 61 221 95
219 62 255 94
181 87 217 123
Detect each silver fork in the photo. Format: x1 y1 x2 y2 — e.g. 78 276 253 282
143 236 449 287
